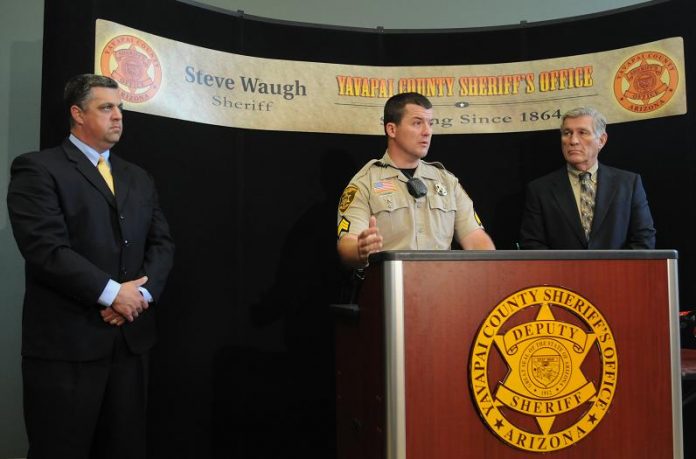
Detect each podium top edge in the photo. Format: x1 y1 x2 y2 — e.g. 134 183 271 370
371 249 678 262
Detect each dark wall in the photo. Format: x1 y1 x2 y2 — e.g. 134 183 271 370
41 1 696 457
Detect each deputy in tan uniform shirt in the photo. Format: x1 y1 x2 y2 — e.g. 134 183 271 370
337 92 495 267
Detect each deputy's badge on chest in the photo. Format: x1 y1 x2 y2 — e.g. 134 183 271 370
435 182 448 196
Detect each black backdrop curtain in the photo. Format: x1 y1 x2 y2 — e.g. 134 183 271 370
40 0 695 457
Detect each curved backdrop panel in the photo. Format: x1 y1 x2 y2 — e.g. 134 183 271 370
40 0 695 457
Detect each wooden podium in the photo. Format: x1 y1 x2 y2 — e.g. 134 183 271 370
335 250 683 459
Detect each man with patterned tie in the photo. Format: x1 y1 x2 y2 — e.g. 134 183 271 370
7 74 174 458
519 106 655 250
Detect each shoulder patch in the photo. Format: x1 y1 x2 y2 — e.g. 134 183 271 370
339 185 359 213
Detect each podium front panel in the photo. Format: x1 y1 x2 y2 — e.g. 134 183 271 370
336 251 682 459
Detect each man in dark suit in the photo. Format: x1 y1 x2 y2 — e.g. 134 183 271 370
519 106 655 249
7 74 174 458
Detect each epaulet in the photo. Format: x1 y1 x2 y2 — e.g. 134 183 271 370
421 159 446 170
353 159 386 179
420 159 457 180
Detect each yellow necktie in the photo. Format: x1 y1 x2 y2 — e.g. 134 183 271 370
97 156 114 194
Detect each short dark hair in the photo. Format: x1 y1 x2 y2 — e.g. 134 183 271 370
383 92 432 134
64 74 119 126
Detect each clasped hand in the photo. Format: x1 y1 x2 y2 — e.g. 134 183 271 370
100 276 149 326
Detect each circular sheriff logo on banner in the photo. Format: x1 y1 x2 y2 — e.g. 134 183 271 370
613 51 678 113
469 286 618 453
100 35 162 103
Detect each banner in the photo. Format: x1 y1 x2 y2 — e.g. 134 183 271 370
95 19 687 135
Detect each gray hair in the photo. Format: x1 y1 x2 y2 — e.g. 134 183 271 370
560 107 607 137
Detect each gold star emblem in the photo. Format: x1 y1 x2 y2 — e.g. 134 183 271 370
493 303 596 434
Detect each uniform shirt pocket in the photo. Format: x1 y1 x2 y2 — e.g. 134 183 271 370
371 192 411 247
426 193 456 245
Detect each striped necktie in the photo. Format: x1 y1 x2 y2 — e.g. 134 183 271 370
97 156 114 194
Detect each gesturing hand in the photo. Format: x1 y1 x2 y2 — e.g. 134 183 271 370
357 216 383 265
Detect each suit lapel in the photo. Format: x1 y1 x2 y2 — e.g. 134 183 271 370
591 165 616 234
110 155 132 210
62 139 117 209
550 168 587 246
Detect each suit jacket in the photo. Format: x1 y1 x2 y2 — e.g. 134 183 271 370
519 164 655 250
7 139 175 361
